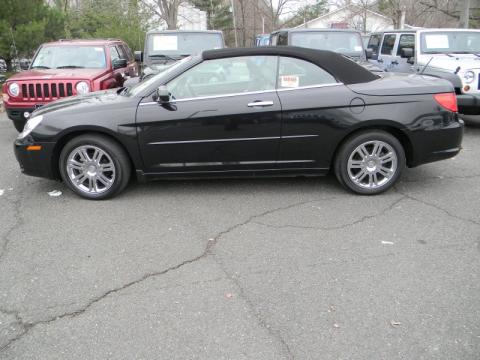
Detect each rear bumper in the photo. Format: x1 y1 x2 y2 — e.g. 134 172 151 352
457 94 480 115
409 117 464 167
14 137 56 179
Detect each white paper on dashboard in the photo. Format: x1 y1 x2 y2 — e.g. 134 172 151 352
153 36 178 51
425 35 449 49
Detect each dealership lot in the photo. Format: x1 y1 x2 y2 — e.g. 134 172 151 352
0 111 479 358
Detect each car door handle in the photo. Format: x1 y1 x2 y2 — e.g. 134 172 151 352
247 101 274 107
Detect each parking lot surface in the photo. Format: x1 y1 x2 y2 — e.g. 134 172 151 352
0 112 479 359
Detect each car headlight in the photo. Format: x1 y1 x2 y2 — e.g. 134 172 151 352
18 115 43 139
8 82 19 97
463 71 475 84
76 81 90 95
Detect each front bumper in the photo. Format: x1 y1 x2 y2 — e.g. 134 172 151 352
6 106 35 123
457 93 480 115
14 137 56 179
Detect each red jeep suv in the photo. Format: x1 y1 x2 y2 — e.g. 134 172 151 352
2 39 138 131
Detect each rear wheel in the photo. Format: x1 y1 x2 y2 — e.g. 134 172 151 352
12 119 25 132
59 134 131 200
334 130 405 195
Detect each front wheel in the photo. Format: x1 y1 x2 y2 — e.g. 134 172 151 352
59 134 131 200
334 130 405 195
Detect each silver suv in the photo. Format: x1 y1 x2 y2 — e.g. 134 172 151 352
367 28 480 116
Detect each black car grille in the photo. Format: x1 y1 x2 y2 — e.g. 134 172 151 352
21 82 74 100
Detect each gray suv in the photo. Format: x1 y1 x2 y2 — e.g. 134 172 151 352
367 28 480 115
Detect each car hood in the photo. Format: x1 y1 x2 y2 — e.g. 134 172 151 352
8 68 109 81
348 72 453 96
422 54 480 72
33 89 123 116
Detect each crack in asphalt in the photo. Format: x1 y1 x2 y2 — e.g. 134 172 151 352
395 189 480 227
253 195 406 232
0 197 23 263
0 197 333 355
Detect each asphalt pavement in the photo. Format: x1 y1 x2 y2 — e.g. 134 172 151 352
0 112 479 359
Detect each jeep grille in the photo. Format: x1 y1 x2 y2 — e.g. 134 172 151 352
20 82 74 100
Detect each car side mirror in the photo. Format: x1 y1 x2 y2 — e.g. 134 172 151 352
365 48 373 59
153 85 171 103
401 48 414 59
134 51 143 62
113 58 127 70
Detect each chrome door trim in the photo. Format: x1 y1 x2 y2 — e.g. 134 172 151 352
148 134 318 146
247 101 274 107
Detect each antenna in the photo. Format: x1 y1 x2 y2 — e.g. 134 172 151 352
420 57 433 75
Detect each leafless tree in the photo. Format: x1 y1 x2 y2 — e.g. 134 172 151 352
141 0 184 29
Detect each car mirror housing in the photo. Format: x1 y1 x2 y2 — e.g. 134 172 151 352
154 85 171 103
365 48 373 59
134 51 143 62
401 48 414 59
113 58 128 70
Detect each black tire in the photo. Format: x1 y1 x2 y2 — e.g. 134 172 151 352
12 119 25 132
334 130 405 195
59 134 131 200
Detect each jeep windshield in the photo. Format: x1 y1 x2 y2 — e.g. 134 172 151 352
31 45 107 69
421 31 480 54
290 31 364 57
146 33 223 58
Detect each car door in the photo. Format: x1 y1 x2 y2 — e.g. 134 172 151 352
275 56 352 170
394 33 415 73
377 33 397 71
136 55 282 174
109 45 126 86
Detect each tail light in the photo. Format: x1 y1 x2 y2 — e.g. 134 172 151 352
433 93 458 112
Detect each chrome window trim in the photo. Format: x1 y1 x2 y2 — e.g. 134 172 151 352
139 83 343 106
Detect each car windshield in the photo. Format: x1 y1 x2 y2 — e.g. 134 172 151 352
31 45 107 69
290 32 364 55
420 31 480 54
146 33 223 57
125 56 194 97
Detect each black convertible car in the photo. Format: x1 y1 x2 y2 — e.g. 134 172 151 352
14 46 463 200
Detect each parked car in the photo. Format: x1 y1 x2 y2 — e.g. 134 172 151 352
2 38 138 131
19 58 31 70
134 30 225 79
0 73 5 84
366 28 480 116
255 34 271 46
270 28 383 73
14 46 463 200
0 59 6 73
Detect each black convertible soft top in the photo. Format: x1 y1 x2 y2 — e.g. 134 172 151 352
202 46 378 85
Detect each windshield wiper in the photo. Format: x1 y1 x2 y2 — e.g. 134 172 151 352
56 65 85 69
149 54 177 61
31 65 50 69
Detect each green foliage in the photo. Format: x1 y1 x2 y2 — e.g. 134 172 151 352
0 0 65 64
67 0 152 51
283 0 328 28
191 0 233 32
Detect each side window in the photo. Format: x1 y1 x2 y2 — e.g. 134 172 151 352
167 56 277 100
396 34 415 56
368 34 381 53
110 46 120 62
381 34 396 55
277 57 336 89
116 45 127 60
278 32 289 45
122 44 134 61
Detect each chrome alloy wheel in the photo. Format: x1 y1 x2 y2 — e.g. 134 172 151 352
66 145 116 194
347 140 397 189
